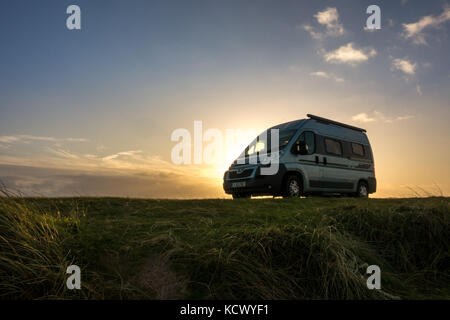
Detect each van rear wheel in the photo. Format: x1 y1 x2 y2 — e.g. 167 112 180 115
283 175 302 198
356 181 369 198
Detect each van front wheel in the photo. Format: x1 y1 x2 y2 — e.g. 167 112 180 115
356 181 369 198
283 175 302 198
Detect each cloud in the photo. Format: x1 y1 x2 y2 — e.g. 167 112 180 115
323 43 376 65
391 58 417 75
314 7 344 36
352 111 415 124
46 148 80 159
309 71 344 83
396 115 415 121
0 134 87 144
302 24 322 40
102 150 143 161
0 164 223 198
402 6 450 45
0 141 225 198
363 26 377 32
416 84 423 96
0 141 215 186
390 58 422 95
0 136 20 143
352 113 376 123
302 7 344 39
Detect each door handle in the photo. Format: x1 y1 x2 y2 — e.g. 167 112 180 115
323 157 327 165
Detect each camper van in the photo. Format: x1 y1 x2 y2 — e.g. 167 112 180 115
223 114 376 198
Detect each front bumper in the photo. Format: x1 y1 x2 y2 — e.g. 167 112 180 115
223 165 286 196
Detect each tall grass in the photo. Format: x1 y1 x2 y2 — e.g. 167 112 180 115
0 191 80 299
0 195 448 299
326 200 450 287
141 198 449 299
155 225 394 299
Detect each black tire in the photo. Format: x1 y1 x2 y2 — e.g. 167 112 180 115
232 192 251 199
355 181 369 198
283 175 302 198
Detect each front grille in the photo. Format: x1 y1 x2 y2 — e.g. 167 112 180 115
228 168 254 179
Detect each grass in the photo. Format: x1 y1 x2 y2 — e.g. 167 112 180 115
0 194 449 300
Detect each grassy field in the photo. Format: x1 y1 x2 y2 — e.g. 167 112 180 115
0 195 449 300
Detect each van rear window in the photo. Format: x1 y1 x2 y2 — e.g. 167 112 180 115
325 138 342 156
351 143 365 157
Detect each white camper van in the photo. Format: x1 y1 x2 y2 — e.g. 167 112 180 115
223 114 376 198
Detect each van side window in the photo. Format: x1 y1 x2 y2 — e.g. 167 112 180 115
295 131 315 155
325 138 342 156
351 143 365 157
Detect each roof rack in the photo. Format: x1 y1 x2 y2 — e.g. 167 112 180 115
307 114 367 133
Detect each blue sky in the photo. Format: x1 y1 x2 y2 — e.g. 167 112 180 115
0 0 449 197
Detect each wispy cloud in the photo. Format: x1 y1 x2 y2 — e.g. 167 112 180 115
323 43 376 65
416 84 423 96
0 141 225 198
391 58 417 75
302 7 344 39
0 164 223 199
309 71 344 83
0 144 216 189
0 134 87 144
390 57 423 95
46 148 80 159
302 24 322 40
352 111 415 124
102 150 143 161
315 7 344 36
352 113 376 123
402 6 450 45
396 114 415 121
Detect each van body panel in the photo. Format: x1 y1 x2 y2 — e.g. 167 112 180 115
223 115 376 197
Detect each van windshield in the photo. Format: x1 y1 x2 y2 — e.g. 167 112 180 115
244 129 296 157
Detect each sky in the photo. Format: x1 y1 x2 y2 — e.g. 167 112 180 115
0 0 449 198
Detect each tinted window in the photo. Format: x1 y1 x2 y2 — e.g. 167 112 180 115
351 143 365 157
278 129 297 149
325 138 342 156
305 132 315 154
295 131 315 155
246 129 297 156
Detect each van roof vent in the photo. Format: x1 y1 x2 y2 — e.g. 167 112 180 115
307 114 367 133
